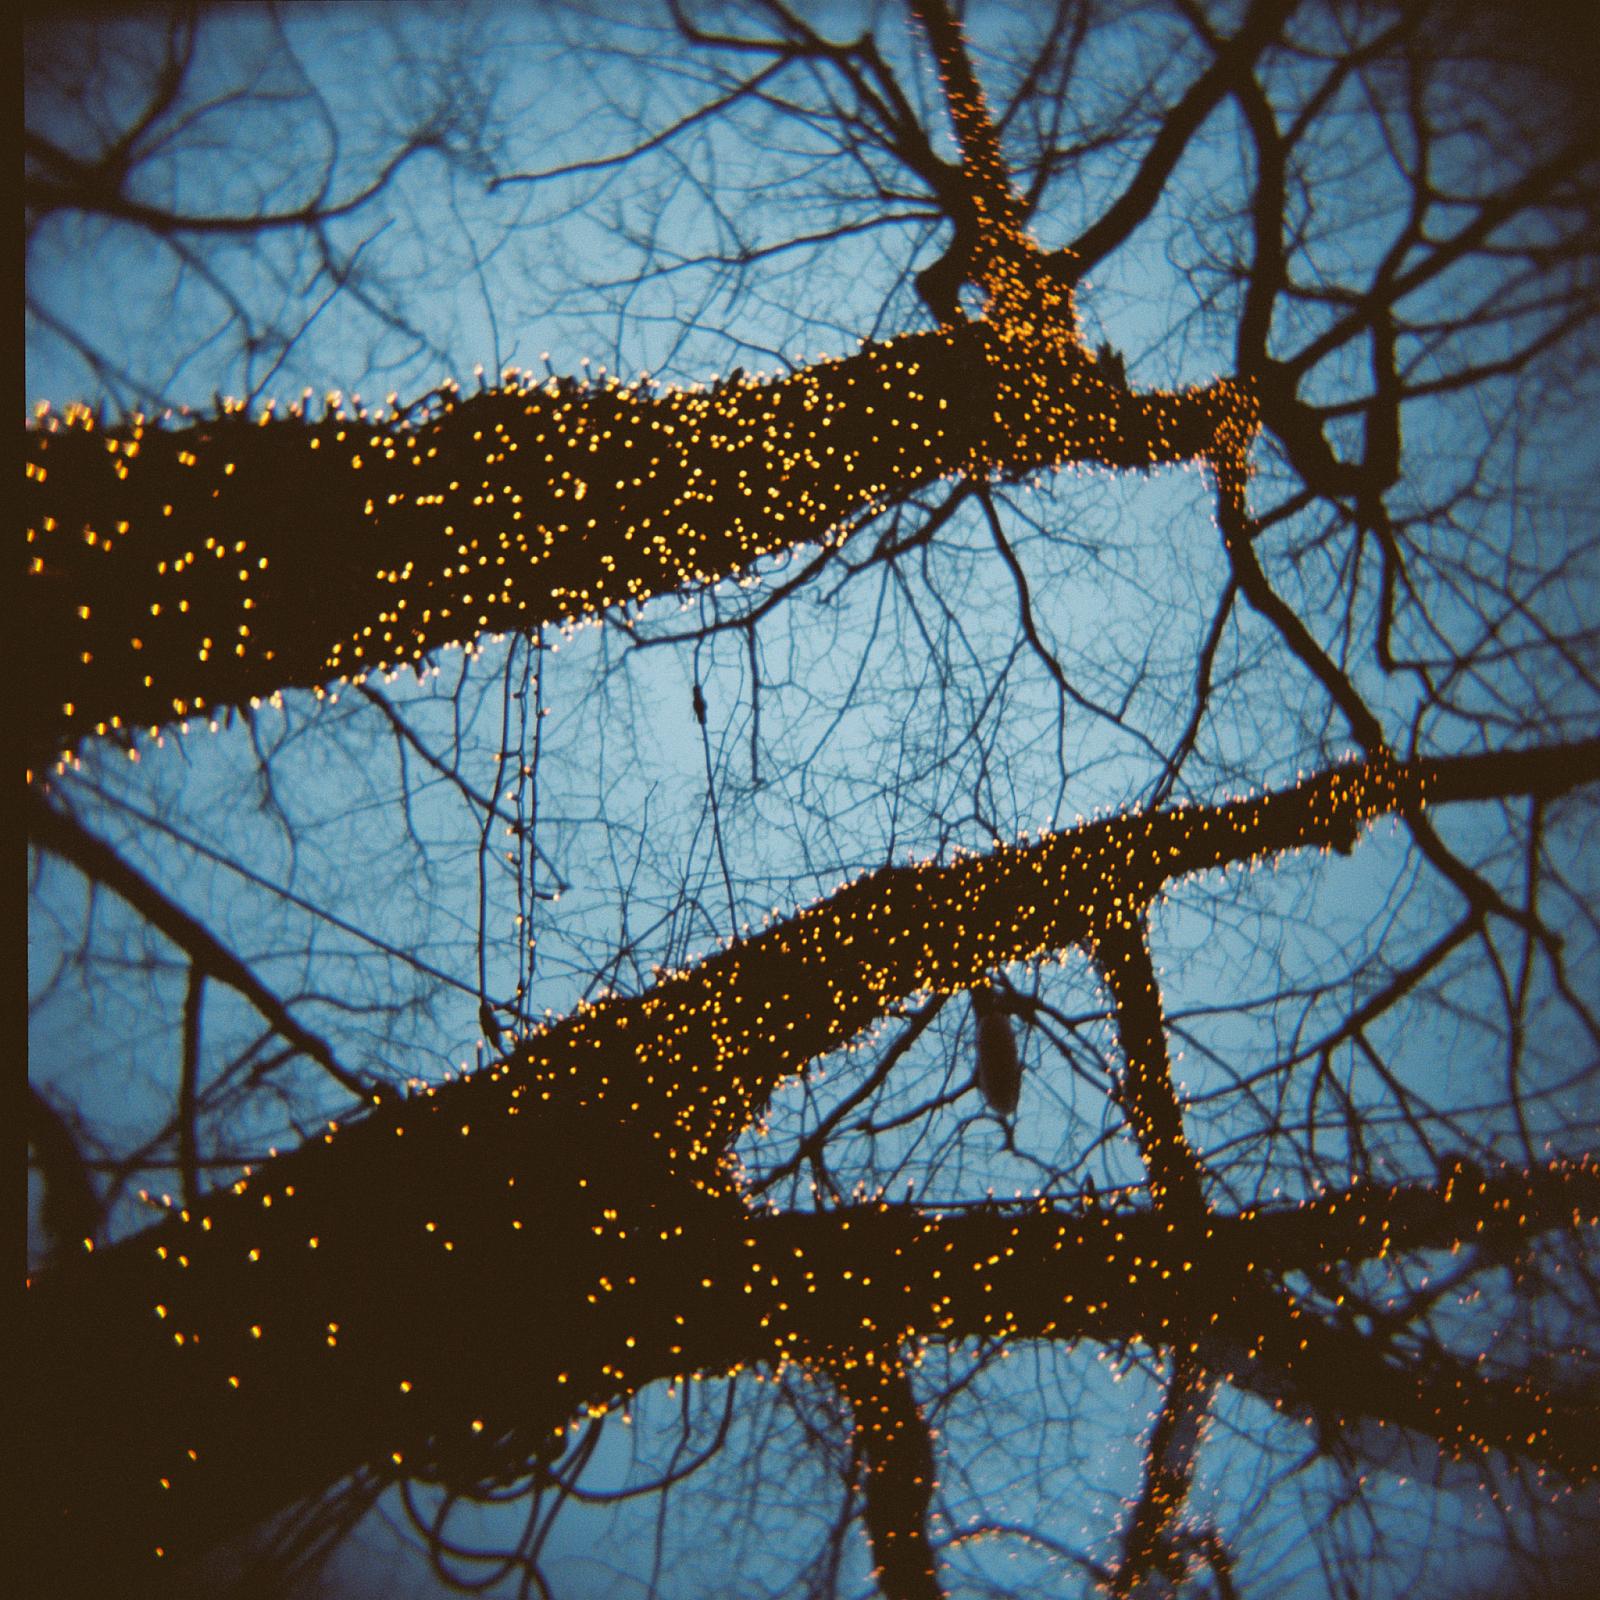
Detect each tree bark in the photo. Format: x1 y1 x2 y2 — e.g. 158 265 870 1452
23 742 1598 1595
24 326 1252 777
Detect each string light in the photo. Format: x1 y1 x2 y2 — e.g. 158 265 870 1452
21 3 1596 1591
23 272 1255 781
23 740 1596 1580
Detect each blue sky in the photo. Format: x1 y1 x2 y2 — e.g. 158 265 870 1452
26 3 1599 1596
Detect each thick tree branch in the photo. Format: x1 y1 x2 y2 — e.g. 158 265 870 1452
909 0 1025 245
26 325 1251 775
25 1146 1595 1594
22 743 1597 1592
375 739 1600 1181
1110 1346 1214 1599
908 0 1084 346
1095 911 1207 1222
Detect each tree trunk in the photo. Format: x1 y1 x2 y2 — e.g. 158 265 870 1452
24 742 1598 1596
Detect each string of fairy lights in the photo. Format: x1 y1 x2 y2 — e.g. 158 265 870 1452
24 321 1257 786
23 0 1597 1592
24 736 1597 1583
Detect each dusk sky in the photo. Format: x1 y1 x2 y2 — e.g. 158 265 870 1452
25 4 1600 1598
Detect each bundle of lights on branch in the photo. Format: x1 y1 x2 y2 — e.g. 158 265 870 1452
23 0 1597 1596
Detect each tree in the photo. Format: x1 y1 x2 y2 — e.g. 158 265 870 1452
24 3 1600 1598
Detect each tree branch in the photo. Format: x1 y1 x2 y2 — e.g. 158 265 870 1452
25 1149 1593 1591
26 324 1251 774
1095 911 1206 1222
1069 0 1297 272
833 1352 944 1600
1110 1345 1214 1599
27 789 372 1101
22 744 1598 1590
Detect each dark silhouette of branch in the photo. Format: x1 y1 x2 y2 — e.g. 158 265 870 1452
1095 911 1206 1223
27 788 372 1101
1109 1346 1214 1599
22 741 1597 1592
24 1135 1595 1594
1069 0 1298 273
833 1353 943 1600
25 326 1252 776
